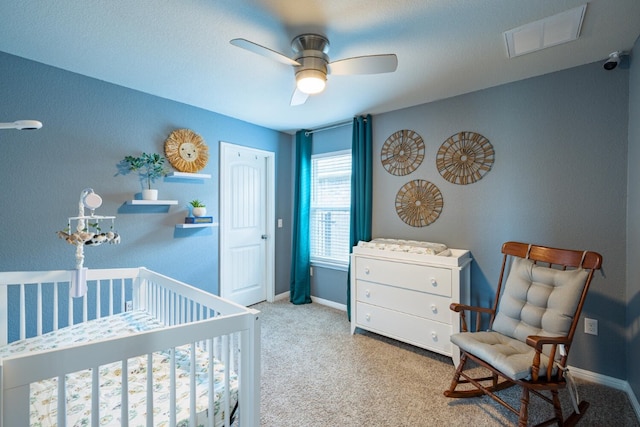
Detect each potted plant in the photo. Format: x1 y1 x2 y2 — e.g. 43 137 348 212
189 199 206 217
120 152 168 200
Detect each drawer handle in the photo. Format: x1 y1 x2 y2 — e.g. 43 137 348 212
430 278 437 286
365 314 371 322
365 290 371 298
431 332 438 341
364 267 370 274
430 304 437 313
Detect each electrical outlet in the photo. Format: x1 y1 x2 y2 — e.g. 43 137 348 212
584 318 598 335
125 300 133 312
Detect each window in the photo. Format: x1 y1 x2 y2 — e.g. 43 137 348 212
310 150 352 268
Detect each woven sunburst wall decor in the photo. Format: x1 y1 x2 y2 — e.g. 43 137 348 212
395 180 443 227
436 131 494 185
381 129 425 176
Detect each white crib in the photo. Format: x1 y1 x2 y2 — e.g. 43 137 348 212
0 267 260 427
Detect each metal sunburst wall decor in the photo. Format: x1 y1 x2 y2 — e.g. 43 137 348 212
381 129 425 176
395 179 443 227
436 131 494 185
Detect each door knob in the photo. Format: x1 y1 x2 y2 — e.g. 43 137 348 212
261 234 268 239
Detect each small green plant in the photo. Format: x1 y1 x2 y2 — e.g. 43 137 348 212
120 152 168 190
189 199 206 208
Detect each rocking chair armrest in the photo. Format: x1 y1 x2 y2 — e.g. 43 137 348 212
526 335 571 381
449 303 495 332
449 303 494 315
525 335 570 351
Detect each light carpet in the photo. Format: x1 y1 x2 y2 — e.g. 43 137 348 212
253 299 638 427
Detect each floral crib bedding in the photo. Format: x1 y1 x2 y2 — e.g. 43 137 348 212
0 310 238 427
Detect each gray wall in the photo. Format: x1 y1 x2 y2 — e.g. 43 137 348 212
0 51 293 297
627 36 640 399
314 61 631 380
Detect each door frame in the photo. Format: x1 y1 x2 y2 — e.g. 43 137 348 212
219 141 275 303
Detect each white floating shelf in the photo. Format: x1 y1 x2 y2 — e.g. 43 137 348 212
126 200 179 205
175 223 218 229
167 172 211 179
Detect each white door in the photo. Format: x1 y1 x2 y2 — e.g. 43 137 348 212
220 142 275 306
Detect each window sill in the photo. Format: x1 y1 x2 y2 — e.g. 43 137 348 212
310 260 349 272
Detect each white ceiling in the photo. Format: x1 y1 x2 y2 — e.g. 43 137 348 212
1 0 639 133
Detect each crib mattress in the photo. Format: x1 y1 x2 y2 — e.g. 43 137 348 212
0 311 238 427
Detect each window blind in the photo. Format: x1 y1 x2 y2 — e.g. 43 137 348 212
310 150 352 267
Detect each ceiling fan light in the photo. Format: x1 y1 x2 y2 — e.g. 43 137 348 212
296 69 326 94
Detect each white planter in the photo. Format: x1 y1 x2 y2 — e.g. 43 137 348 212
142 189 158 201
192 207 206 217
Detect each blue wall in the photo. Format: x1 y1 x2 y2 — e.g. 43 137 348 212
0 51 293 297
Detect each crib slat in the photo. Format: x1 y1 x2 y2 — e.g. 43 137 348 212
190 342 197 426
58 374 66 427
19 284 25 340
208 337 215 427
36 283 42 336
53 284 59 331
223 334 231 427
170 347 177 426
0 284 7 345
121 359 129 427
83 286 88 323
92 365 99 426
67 288 73 327
146 353 153 427
96 280 102 318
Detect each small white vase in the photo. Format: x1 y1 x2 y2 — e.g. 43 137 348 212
192 207 206 217
142 189 158 201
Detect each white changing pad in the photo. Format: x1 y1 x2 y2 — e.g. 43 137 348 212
357 238 452 256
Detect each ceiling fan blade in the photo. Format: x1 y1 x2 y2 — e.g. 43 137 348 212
328 54 398 75
230 38 300 66
290 88 309 106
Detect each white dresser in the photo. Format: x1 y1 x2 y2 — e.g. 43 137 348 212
350 240 471 366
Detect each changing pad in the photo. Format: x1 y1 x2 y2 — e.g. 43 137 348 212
357 238 452 256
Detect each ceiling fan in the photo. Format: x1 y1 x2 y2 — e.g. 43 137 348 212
230 34 398 106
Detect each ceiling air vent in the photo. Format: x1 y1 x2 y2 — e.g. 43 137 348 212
504 4 587 58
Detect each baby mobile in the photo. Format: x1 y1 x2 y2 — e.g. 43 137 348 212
56 188 120 297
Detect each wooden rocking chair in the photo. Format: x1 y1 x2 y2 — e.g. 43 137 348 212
444 241 602 426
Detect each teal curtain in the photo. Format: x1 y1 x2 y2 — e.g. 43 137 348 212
347 115 373 319
290 130 313 305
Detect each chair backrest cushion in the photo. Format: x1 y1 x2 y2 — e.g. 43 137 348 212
492 257 589 345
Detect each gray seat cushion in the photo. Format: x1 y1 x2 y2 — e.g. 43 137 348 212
451 257 589 381
450 331 547 380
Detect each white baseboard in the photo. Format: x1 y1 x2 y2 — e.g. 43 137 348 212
274 291 289 301
273 292 348 312
311 296 347 312
568 365 640 421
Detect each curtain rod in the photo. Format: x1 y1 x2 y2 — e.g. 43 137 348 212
305 119 356 136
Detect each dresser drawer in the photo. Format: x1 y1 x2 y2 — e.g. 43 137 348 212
355 302 452 355
354 257 452 297
356 281 452 324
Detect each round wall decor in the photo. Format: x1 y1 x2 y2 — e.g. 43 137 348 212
381 129 425 176
436 131 494 185
164 128 209 173
395 179 443 227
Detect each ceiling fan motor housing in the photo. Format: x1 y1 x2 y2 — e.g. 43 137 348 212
292 34 330 80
